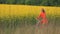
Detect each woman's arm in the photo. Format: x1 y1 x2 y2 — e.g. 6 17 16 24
37 13 41 20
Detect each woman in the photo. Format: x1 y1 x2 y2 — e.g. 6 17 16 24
36 8 48 28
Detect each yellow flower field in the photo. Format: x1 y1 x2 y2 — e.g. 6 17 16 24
0 4 60 17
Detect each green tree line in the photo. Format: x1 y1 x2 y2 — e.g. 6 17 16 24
0 0 60 6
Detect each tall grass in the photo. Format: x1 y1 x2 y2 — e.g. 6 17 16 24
0 15 60 34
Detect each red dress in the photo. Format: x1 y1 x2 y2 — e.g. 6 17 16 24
37 12 48 24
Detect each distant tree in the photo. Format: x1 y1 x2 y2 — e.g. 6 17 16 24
46 0 52 6
12 0 17 4
26 0 41 5
0 0 60 6
0 0 3 4
6 0 15 4
0 0 7 4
